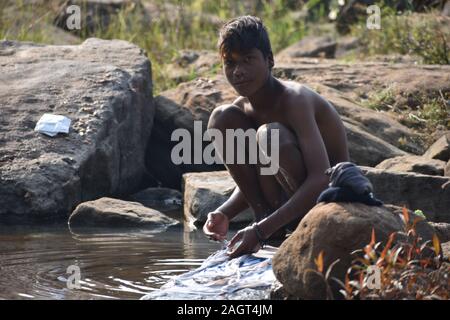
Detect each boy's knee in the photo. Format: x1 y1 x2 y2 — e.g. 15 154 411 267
256 122 283 136
208 104 247 130
256 122 297 151
256 122 279 145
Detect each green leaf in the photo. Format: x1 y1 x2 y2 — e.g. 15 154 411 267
413 209 426 219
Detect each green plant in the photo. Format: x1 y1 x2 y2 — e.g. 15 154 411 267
351 10 450 65
362 86 396 112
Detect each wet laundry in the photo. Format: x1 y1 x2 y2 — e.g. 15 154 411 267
141 246 278 300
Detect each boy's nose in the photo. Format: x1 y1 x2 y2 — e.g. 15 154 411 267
233 64 245 79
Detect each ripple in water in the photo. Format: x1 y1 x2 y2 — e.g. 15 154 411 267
0 224 223 299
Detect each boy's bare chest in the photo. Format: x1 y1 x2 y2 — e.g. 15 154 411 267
244 104 289 128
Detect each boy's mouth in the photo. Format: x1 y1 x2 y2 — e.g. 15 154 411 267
233 80 251 86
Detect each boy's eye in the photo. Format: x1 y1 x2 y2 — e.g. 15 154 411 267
244 56 252 63
224 60 234 66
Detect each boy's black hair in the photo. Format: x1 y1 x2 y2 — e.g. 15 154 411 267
218 15 273 61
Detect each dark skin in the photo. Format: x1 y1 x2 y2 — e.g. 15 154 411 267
203 47 349 258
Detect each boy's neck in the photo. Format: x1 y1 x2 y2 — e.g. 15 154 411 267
246 74 284 111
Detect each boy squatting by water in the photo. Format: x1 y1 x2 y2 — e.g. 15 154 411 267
203 16 350 258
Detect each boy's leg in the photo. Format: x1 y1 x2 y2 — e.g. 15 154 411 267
208 104 273 221
208 106 308 230
256 122 308 231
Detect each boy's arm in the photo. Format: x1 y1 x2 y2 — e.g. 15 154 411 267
204 186 249 242
213 97 250 220
257 97 330 240
217 186 250 220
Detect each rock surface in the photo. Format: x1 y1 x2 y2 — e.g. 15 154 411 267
182 171 253 226
343 120 407 166
423 132 450 161
127 187 182 213
146 76 233 188
0 38 154 223
275 36 337 60
446 160 450 177
68 197 178 228
273 57 450 108
165 50 221 84
272 202 437 299
273 57 450 152
429 222 450 243
376 155 446 176
442 241 450 260
362 166 450 222
308 83 424 155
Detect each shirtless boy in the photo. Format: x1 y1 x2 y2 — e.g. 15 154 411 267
203 15 349 258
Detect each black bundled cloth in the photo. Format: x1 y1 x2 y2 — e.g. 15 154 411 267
316 162 383 206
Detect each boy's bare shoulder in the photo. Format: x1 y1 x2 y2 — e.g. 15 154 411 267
281 80 329 113
231 96 249 109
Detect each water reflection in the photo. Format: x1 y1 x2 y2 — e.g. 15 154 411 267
0 222 225 299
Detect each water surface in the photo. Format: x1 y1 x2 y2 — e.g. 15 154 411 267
0 223 224 300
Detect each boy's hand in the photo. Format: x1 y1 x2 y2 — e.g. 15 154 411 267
227 226 261 259
203 211 229 242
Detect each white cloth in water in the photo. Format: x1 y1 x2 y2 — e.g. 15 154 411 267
141 246 278 300
34 114 71 137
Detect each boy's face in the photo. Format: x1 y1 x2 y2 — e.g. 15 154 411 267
222 48 272 97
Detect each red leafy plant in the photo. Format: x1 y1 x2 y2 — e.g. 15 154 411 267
313 206 449 300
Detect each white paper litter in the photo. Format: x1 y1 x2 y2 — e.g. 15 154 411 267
34 114 71 137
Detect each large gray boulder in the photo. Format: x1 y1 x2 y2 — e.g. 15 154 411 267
68 197 178 228
362 166 450 222
0 38 154 223
182 171 254 227
272 202 437 300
